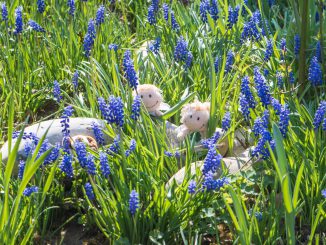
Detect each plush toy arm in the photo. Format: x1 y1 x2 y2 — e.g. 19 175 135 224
159 103 170 111
176 125 190 141
154 110 163 116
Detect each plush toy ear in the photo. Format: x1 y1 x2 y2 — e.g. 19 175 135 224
204 102 210 111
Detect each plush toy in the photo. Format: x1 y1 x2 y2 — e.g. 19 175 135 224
176 100 210 141
134 84 170 116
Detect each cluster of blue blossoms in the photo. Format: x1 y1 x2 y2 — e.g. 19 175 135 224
147 0 160 25
313 101 326 130
227 5 240 29
28 20 45 32
174 36 193 69
129 190 139 216
14 6 23 34
199 0 219 23
84 19 96 58
1 3 8 22
123 50 139 90
98 96 124 127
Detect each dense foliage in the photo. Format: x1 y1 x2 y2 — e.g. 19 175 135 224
0 0 325 244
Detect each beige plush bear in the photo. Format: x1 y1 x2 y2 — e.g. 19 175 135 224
176 100 210 141
134 84 170 116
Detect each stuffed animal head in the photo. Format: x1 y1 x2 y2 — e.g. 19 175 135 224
134 84 164 112
180 101 210 132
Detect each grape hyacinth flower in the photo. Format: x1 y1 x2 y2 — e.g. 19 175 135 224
202 172 229 191
316 41 322 63
308 56 323 86
14 6 23 34
1 3 8 22
74 141 87 168
227 5 240 29
98 97 114 123
109 44 119 51
185 51 193 69
171 11 180 31
313 101 326 130
240 18 261 43
174 36 188 62
264 69 269 77
18 160 25 180
253 118 264 137
200 0 210 23
129 190 139 216
241 76 256 109
254 67 271 107
225 51 234 74
214 56 219 73
125 139 136 157
279 105 290 137
147 5 156 25
222 112 231 131
252 129 274 159
131 95 141 121
108 96 124 127
188 180 196 194
67 0 75 16
164 150 174 157
201 131 220 149
276 72 283 88
85 183 95 200
294 34 300 57
44 143 61 165
84 19 96 58
53 80 62 102
233 5 240 23
37 0 45 14
209 0 219 21
264 39 273 61
60 106 74 145
268 0 275 7
239 94 250 120
108 135 120 155
202 145 222 174
60 154 74 178
72 70 79 90
262 110 270 129
23 186 39 197
148 37 161 55
162 3 169 22
91 122 105 146
96 5 105 26
289 71 295 84
28 20 45 32
227 6 234 29
86 154 96 175
322 189 326 198
123 50 139 90
280 38 286 52
24 141 35 156
151 0 159 12
271 98 282 115
99 151 110 177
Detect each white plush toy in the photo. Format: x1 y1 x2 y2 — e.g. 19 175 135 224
176 100 210 141
134 84 170 116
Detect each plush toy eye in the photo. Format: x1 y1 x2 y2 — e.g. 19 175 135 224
140 95 143 98
197 117 200 121
149 94 152 98
190 115 192 118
